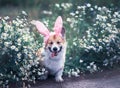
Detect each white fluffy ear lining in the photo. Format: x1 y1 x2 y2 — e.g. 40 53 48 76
31 20 50 36
53 16 63 34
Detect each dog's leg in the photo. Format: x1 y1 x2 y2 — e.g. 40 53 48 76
55 68 64 82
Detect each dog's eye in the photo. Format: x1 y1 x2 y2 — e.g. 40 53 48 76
57 41 60 44
50 42 53 45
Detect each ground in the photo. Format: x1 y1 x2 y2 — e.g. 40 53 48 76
9 67 119 88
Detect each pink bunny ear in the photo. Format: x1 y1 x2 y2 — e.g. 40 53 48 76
53 16 63 34
31 20 50 36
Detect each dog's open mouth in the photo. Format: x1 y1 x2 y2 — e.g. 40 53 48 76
51 52 58 57
48 46 62 57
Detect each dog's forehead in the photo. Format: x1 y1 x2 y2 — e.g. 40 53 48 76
46 33 65 44
49 34 63 41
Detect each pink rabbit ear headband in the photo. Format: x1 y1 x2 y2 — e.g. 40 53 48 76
31 16 63 43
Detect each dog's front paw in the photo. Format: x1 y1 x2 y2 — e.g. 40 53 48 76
55 76 64 82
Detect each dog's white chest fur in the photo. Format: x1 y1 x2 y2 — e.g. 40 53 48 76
42 47 66 75
44 52 65 74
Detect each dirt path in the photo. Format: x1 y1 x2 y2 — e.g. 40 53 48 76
31 68 120 88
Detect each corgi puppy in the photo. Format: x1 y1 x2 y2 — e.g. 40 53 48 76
31 16 66 82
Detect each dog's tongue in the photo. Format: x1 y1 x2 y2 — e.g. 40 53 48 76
51 52 57 57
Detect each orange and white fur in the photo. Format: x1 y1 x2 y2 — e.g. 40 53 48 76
31 16 66 82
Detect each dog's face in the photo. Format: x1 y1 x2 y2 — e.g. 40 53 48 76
45 32 65 57
31 16 66 58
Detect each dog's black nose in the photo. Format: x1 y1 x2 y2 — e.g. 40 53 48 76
53 47 58 51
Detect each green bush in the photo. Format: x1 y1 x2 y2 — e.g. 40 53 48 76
63 4 120 76
0 12 47 87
